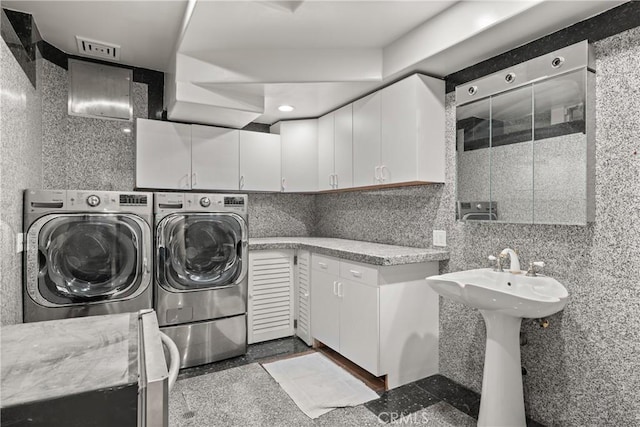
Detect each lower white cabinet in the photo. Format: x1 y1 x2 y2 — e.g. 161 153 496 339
310 253 440 389
309 269 341 351
248 250 295 344
311 255 379 375
339 278 379 376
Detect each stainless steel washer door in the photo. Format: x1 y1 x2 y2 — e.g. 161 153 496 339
26 214 151 306
157 213 247 292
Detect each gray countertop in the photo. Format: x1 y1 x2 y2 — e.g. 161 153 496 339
1 313 139 408
248 237 449 266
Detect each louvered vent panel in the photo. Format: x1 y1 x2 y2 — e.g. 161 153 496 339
248 251 294 344
296 250 313 345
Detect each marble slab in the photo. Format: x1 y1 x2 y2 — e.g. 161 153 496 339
249 237 449 266
1 313 139 408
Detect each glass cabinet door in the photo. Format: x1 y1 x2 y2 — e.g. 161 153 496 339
533 69 588 224
489 85 534 223
456 98 494 220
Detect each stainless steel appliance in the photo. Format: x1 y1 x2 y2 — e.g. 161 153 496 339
23 189 153 322
1 310 169 427
154 192 248 368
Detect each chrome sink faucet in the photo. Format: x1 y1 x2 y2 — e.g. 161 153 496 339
500 248 521 272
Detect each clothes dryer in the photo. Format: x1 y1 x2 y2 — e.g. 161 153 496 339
154 192 248 368
23 189 153 322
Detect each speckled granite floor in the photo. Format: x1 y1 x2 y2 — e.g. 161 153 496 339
169 337 544 426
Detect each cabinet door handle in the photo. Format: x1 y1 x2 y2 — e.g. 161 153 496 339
381 165 389 182
281 177 286 191
374 166 381 183
318 262 328 269
333 281 338 296
337 282 343 298
182 173 190 188
349 269 362 278
192 172 197 187
239 175 245 189
334 174 339 189
329 174 333 188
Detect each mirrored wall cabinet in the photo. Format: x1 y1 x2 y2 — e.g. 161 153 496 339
455 41 595 225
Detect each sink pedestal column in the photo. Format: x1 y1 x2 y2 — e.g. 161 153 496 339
478 310 526 427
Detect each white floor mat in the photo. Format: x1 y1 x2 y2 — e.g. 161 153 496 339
261 352 379 419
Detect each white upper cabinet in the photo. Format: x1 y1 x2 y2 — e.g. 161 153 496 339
239 130 281 192
278 120 318 192
136 118 192 190
381 74 445 184
318 105 353 190
353 74 445 187
191 125 239 191
352 92 382 187
333 104 353 189
136 74 444 193
318 112 335 191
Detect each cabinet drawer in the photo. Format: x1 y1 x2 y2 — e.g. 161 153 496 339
339 261 378 285
311 254 339 275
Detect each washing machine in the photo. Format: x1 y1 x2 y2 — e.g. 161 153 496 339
154 192 248 368
23 189 153 323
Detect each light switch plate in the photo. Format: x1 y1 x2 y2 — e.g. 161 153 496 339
15 233 24 253
433 230 447 247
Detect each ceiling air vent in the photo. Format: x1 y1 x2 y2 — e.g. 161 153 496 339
75 36 120 61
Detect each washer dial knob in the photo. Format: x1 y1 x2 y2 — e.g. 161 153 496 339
87 195 101 207
200 197 211 208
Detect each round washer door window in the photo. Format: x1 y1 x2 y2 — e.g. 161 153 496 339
39 215 142 299
158 213 244 290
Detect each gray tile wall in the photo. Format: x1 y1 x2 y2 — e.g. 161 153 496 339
0 38 43 325
314 27 640 426
248 193 316 238
40 59 316 238
42 60 147 191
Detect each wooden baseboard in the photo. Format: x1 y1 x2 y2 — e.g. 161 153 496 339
315 343 386 393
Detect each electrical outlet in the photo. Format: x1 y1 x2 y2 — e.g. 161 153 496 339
15 233 24 253
433 230 447 247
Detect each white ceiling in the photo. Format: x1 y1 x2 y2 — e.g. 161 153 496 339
3 0 627 127
3 0 188 72
179 1 455 51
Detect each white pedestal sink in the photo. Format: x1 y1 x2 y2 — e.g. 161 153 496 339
425 268 568 427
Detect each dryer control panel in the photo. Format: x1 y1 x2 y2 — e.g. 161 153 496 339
154 193 247 214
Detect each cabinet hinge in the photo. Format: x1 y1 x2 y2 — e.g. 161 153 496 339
293 319 298 329
293 255 298 265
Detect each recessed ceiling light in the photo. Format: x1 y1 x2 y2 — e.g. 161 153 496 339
278 105 294 112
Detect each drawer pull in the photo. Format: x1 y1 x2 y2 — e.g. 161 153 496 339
318 262 328 269
349 269 362 278
333 281 338 296
337 282 343 298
